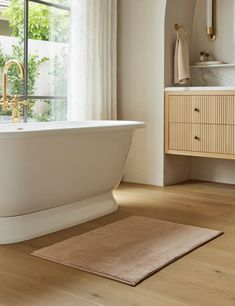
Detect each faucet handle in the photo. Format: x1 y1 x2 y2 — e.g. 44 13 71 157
12 107 20 123
12 95 20 105
9 96 21 123
0 98 9 112
10 96 28 107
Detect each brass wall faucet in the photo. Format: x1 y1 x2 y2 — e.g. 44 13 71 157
0 59 28 123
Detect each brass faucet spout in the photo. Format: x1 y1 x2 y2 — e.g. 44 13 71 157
4 59 24 79
1 60 27 123
2 60 25 102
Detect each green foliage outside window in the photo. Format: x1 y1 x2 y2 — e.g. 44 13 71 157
2 0 69 42
0 0 69 121
0 44 48 96
0 43 49 118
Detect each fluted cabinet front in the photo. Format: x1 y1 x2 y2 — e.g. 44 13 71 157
165 91 235 159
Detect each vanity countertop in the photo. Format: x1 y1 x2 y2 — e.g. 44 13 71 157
165 86 235 92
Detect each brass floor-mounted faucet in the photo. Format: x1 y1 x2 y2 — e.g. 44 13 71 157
0 59 28 123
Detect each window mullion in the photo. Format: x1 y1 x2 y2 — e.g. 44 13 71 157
23 0 29 122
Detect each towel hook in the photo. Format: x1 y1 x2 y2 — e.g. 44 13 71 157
175 24 188 39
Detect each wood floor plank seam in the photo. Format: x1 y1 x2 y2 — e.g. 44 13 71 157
0 180 234 306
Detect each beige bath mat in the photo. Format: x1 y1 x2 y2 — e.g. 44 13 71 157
31 216 222 286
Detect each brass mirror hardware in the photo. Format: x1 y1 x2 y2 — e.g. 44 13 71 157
207 0 216 42
1 60 26 123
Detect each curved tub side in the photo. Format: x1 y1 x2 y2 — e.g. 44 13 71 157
0 126 138 244
0 192 117 244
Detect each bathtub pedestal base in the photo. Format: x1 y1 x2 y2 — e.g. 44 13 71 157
0 192 118 244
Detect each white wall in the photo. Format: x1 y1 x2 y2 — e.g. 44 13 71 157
117 0 197 187
118 0 166 186
191 157 235 185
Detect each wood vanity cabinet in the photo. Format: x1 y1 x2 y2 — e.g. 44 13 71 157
165 91 235 160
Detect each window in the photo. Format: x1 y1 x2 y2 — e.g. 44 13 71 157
0 0 70 122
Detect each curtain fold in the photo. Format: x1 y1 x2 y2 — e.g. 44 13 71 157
68 0 117 121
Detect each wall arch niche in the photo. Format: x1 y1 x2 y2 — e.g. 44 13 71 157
165 0 235 87
164 0 235 185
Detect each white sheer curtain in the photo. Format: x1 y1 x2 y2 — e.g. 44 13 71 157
68 0 117 121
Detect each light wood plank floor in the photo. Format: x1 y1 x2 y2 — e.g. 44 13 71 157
1 181 235 306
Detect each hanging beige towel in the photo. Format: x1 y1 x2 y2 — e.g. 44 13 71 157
174 35 190 84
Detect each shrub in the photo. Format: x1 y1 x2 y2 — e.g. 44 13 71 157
2 0 69 42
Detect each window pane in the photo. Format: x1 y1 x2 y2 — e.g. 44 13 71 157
28 1 69 103
29 98 67 122
0 0 24 97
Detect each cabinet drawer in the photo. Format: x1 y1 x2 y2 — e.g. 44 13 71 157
169 123 235 154
168 95 235 124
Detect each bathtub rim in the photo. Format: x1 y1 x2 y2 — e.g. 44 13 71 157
0 120 145 138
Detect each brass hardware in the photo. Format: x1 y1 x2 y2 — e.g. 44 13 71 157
175 24 188 39
194 136 200 141
206 0 216 42
175 24 185 31
0 59 27 123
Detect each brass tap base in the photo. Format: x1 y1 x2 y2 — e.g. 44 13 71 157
0 97 28 123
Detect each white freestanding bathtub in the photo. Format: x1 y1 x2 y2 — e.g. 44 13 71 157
0 120 144 244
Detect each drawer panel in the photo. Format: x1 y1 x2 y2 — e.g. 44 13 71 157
192 95 235 124
169 123 235 154
168 95 235 124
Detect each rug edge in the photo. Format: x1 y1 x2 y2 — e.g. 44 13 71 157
31 230 223 286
